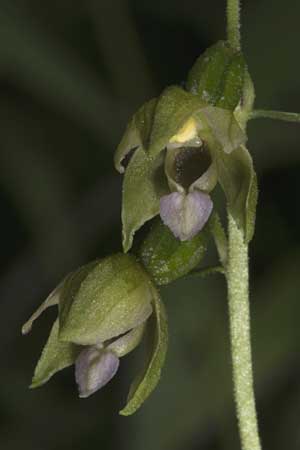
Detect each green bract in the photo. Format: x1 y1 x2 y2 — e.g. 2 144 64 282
186 40 246 111
22 254 168 414
139 218 209 285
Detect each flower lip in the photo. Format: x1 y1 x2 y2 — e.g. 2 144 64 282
75 346 120 398
173 144 212 190
159 190 213 241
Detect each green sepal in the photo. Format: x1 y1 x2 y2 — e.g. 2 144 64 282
22 281 62 335
148 86 205 158
122 146 169 252
186 41 234 104
59 254 153 346
114 98 157 173
59 261 99 330
214 145 257 242
120 286 168 415
139 218 208 285
216 52 246 111
30 320 80 388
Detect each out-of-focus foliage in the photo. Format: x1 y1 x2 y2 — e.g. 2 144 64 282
0 1 299 450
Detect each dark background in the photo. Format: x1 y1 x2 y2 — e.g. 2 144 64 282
1 1 299 449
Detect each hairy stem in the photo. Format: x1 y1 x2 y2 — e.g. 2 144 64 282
227 0 241 49
250 109 300 123
226 213 261 450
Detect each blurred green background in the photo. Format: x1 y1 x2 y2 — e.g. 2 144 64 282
1 0 299 449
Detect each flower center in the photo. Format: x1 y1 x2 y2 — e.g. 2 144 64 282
174 145 212 190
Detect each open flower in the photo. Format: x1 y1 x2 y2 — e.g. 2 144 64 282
115 85 251 251
114 40 257 251
22 254 168 415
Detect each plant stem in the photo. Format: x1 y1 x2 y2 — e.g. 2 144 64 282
250 109 300 123
227 0 241 49
190 265 225 278
226 213 261 450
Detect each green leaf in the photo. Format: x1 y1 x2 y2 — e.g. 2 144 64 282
120 286 168 415
214 145 257 242
186 41 234 104
148 86 205 158
31 320 80 388
114 98 157 173
196 106 246 154
139 218 208 286
59 254 153 346
122 146 169 252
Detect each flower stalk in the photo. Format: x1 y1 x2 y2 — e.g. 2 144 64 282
225 1 261 449
250 109 300 123
226 213 261 450
227 0 241 50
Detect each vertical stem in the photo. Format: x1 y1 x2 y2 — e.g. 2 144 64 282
227 0 241 49
227 213 261 450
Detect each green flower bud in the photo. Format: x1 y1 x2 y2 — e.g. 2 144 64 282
139 218 208 285
22 254 168 415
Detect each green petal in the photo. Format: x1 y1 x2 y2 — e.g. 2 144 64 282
214 145 257 242
196 106 246 154
107 323 146 358
120 286 168 415
30 319 80 388
122 146 168 252
114 98 157 173
148 86 205 158
59 254 153 346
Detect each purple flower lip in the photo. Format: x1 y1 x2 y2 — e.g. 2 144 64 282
159 191 213 241
75 346 119 398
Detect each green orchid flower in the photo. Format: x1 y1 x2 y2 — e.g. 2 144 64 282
22 254 168 416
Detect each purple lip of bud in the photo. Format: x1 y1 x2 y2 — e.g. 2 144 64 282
159 191 213 241
75 346 119 398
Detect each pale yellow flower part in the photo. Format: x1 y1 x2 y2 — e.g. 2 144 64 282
169 117 198 144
